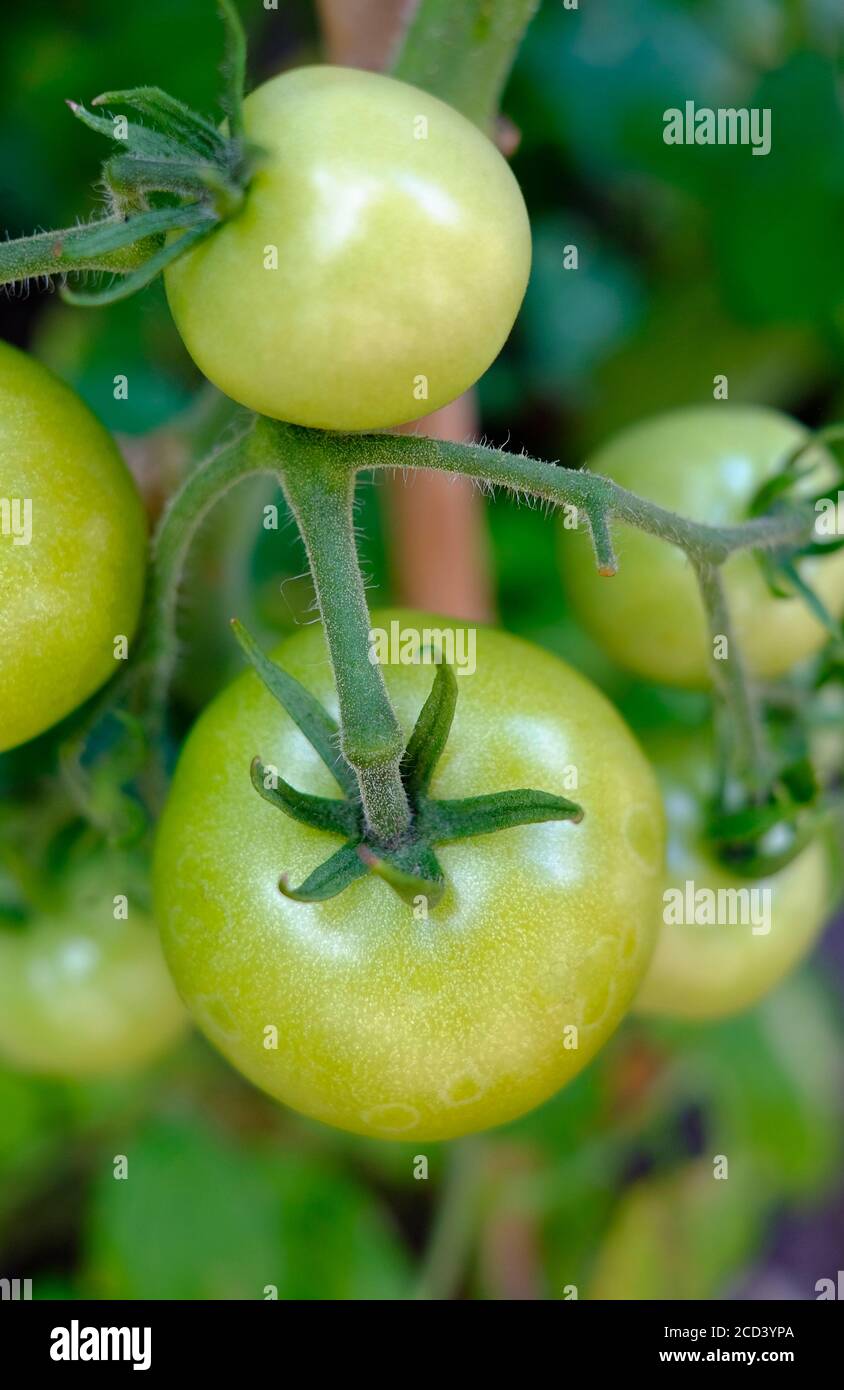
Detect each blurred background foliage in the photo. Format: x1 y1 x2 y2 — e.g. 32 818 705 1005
1 0 843 1299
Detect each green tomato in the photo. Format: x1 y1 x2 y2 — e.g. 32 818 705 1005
164 67 531 431
154 611 664 1141
0 852 187 1077
563 405 844 688
634 732 832 1021
0 341 147 753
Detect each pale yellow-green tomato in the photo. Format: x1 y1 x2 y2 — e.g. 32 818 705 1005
0 340 146 752
154 612 664 1141
0 855 187 1077
635 733 831 1021
563 405 844 688
164 66 532 431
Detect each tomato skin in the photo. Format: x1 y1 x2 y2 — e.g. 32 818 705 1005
154 611 664 1141
164 67 531 431
0 854 187 1077
563 405 844 688
0 341 147 752
634 732 831 1021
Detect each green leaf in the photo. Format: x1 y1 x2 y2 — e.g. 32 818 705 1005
83 1116 410 1299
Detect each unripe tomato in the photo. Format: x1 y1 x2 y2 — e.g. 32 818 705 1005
0 852 187 1077
562 405 844 688
634 732 831 1021
154 612 664 1141
0 341 147 752
164 67 531 431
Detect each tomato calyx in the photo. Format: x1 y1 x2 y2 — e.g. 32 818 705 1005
748 426 844 644
705 756 821 878
233 621 584 909
1 2 259 305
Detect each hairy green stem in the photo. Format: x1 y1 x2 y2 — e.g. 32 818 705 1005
265 424 815 806
392 0 540 130
140 420 263 726
254 421 411 844
348 430 810 562
0 220 156 285
693 560 769 795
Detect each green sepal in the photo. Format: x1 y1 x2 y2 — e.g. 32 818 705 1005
67 99 196 161
358 843 445 907
230 620 358 800
706 758 820 878
92 86 226 158
250 757 358 837
419 788 584 843
103 153 242 214
777 560 843 640
61 221 213 306
402 657 458 799
279 842 367 902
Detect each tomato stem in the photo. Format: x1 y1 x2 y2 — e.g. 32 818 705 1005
254 420 412 845
392 0 541 132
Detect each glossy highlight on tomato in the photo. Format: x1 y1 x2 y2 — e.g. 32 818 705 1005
0 340 147 753
164 67 532 431
634 732 831 1020
0 852 187 1077
154 611 664 1141
563 405 844 688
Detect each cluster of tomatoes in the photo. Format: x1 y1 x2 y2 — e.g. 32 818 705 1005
1 68 842 1143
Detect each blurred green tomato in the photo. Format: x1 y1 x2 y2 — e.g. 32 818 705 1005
154 612 664 1141
0 853 187 1077
563 406 844 687
635 733 831 1020
164 67 531 430
0 340 146 752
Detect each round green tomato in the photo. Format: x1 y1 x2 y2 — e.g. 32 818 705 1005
0 853 187 1077
0 341 147 752
563 405 844 687
154 612 663 1141
164 67 531 431
634 732 831 1021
